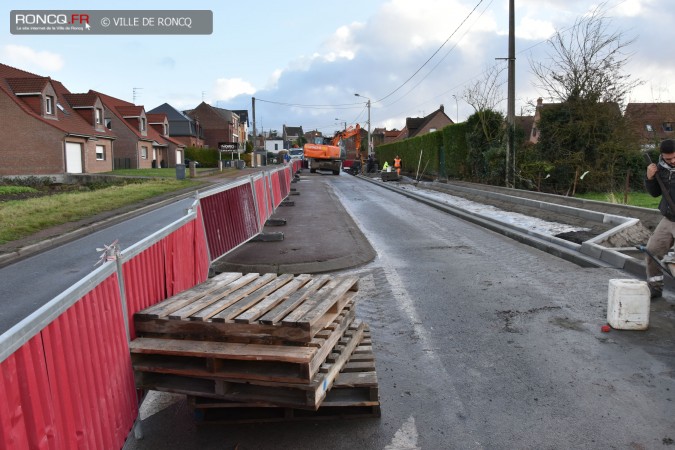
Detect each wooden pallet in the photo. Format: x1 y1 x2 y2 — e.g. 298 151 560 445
131 305 355 384
188 336 380 423
134 321 366 410
134 272 359 343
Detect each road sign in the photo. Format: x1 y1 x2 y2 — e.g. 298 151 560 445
218 142 239 152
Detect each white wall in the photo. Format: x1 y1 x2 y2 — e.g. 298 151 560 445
264 139 284 153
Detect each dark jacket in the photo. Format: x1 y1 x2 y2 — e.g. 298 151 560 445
645 157 675 220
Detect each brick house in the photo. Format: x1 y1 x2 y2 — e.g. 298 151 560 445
393 105 453 141
147 103 204 148
232 109 249 150
625 102 675 149
0 63 116 176
185 102 240 150
282 125 304 149
372 128 401 147
146 113 187 167
94 91 184 169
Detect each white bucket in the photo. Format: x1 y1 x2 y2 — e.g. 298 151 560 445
607 279 650 330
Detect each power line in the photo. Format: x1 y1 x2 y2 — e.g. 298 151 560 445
255 97 362 110
374 0 486 104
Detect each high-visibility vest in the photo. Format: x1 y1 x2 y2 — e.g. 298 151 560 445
394 157 401 168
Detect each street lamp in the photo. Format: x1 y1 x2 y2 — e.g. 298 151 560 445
334 118 346 132
452 94 459 123
354 93 372 157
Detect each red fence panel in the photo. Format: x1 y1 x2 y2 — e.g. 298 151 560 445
254 176 270 229
270 170 283 209
163 211 209 297
123 214 209 338
0 274 137 450
122 243 166 335
0 334 58 450
200 183 259 261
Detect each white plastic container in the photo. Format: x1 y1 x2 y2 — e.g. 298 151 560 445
607 279 650 330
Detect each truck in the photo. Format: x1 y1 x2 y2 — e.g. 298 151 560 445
303 124 362 175
303 142 344 175
335 124 362 175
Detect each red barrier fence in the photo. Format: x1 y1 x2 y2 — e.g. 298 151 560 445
0 168 289 449
0 274 136 450
199 181 259 262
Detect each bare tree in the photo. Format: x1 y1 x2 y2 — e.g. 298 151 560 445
463 64 506 144
463 64 506 113
529 3 642 105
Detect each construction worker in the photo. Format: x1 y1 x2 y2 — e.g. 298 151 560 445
394 155 401 176
644 138 675 299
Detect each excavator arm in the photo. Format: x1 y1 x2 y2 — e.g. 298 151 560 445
331 124 361 151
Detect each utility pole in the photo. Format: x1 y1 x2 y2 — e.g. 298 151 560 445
506 0 516 188
355 93 372 157
252 97 257 166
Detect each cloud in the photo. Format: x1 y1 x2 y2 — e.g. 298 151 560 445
0 44 64 73
213 77 256 101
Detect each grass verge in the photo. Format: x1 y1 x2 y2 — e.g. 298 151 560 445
574 191 659 209
0 178 199 244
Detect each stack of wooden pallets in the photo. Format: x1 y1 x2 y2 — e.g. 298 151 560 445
130 272 380 423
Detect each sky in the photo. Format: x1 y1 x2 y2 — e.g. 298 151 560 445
1 0 673 138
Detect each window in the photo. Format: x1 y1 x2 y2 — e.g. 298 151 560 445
164 123 168 135
45 96 54 115
140 117 146 132
96 145 105 160
104 118 112 129
646 124 654 132
274 143 279 151
141 146 148 159
664 122 673 132
429 128 436 133
95 108 102 124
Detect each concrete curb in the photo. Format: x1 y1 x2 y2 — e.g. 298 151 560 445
357 175 648 273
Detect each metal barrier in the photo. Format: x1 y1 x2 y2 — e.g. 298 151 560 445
0 169 290 449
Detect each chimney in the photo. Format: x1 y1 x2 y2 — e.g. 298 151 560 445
439 104 444 112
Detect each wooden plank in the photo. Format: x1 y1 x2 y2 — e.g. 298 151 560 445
308 321 365 408
186 336 381 423
132 309 355 384
130 337 315 363
233 274 312 323
306 307 355 378
134 316 312 343
132 321 368 409
258 275 333 325
282 276 359 329
187 273 278 321
166 273 261 320
209 273 296 323
135 272 243 319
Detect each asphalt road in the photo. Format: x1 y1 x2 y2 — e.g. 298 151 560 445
0 196 196 335
124 173 675 449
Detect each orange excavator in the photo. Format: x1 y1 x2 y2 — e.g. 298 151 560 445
304 124 361 175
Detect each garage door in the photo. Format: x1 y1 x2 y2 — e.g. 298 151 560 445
65 142 83 173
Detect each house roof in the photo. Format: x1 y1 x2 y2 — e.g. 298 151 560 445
116 105 144 117
62 92 98 108
148 103 194 122
92 90 154 142
6 77 50 94
146 113 167 123
232 109 249 126
0 63 114 140
625 103 675 141
283 125 303 137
